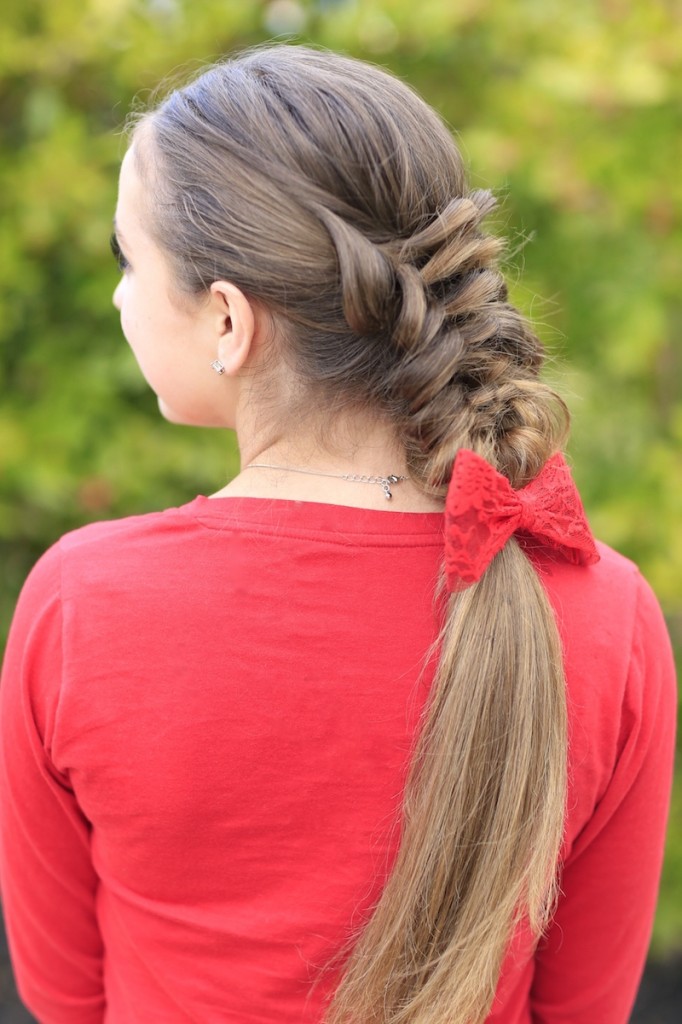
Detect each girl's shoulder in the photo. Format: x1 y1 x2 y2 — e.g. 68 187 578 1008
13 502 200 617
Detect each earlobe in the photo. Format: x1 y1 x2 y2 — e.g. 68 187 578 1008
210 281 256 376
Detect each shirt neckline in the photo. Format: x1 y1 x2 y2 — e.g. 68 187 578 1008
181 494 446 540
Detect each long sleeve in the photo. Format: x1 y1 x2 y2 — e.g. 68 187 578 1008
0 544 105 1023
530 573 677 1023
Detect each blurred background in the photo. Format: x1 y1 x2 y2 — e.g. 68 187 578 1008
0 0 680 1020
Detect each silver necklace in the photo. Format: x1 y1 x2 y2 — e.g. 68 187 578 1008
245 463 408 500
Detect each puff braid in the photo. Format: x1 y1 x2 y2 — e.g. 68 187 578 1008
320 189 567 491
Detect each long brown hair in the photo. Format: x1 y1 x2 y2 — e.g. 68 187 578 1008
131 44 569 1023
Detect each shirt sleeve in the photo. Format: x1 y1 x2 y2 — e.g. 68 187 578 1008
0 543 105 1023
530 572 677 1023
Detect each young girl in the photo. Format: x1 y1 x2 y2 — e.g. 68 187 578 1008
0 44 676 1024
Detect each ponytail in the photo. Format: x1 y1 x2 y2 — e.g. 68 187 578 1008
325 194 570 1023
327 540 566 1023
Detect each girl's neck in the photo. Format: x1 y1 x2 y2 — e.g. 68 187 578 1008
211 427 443 512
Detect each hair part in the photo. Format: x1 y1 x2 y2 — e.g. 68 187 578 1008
132 44 569 1023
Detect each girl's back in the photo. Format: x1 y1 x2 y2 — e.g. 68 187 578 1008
2 493 673 1022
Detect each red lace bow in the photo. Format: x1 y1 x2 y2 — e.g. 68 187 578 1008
444 449 600 590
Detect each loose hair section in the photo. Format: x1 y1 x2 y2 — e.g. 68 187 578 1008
326 541 566 1023
132 44 570 1023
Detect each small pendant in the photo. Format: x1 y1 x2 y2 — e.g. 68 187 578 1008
382 481 393 500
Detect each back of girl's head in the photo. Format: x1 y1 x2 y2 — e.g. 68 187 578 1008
132 46 570 1024
132 44 566 493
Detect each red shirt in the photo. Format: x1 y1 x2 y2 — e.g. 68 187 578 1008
0 496 676 1023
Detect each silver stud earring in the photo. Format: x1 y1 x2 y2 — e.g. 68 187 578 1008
210 359 226 375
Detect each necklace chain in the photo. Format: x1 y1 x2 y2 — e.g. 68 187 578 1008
245 463 408 500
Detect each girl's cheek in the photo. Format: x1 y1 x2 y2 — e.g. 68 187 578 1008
118 307 135 349
113 278 124 311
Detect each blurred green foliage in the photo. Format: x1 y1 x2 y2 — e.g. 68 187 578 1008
0 0 680 949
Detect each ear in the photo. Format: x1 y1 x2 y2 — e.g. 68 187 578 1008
208 281 256 375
